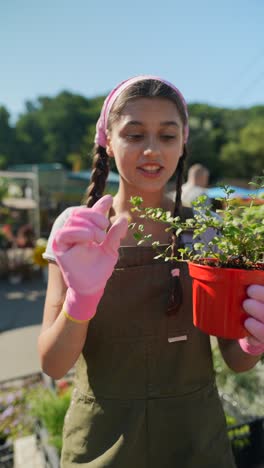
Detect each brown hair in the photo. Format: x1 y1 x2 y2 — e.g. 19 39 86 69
84 79 188 212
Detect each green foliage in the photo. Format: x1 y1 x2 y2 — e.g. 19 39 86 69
67 152 83 171
12 91 104 168
0 154 8 169
220 119 264 179
0 177 8 201
213 345 264 408
0 91 262 179
28 386 72 452
80 125 97 166
0 107 15 166
226 416 251 451
129 180 264 269
0 376 41 442
188 105 225 179
0 387 34 441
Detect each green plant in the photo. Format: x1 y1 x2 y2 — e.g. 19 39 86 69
213 345 264 413
27 385 72 453
0 177 8 202
129 179 264 270
0 376 41 442
226 414 251 451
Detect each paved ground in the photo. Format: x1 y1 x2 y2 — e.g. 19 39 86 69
0 275 45 332
0 275 48 466
0 324 42 382
0 275 45 382
14 435 44 468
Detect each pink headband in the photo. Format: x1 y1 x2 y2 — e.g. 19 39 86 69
94 75 189 148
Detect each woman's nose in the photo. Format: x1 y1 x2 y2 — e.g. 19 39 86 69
143 136 161 156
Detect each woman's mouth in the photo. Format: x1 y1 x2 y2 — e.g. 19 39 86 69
137 164 163 177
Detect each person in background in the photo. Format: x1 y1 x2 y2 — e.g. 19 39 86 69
38 75 264 468
16 224 35 248
1 224 16 248
181 163 210 207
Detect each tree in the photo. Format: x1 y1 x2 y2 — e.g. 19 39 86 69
1 90 260 180
13 92 104 168
15 114 47 164
220 118 264 178
0 106 15 167
187 104 224 181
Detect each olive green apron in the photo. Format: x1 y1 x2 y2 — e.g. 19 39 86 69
61 246 235 467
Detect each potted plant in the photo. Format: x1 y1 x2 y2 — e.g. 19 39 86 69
0 374 43 467
27 379 72 462
129 180 264 339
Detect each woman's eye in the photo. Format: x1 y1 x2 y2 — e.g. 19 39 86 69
161 135 176 140
127 134 144 140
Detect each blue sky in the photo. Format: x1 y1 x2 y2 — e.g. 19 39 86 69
1 0 264 122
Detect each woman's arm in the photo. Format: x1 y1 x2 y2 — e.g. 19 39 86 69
38 196 128 380
217 338 261 373
218 284 264 372
38 262 90 380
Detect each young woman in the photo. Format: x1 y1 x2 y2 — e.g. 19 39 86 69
39 75 264 467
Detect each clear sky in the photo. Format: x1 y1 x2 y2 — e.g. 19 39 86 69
1 0 264 122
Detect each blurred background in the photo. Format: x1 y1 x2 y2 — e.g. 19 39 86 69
0 0 263 241
0 2 263 466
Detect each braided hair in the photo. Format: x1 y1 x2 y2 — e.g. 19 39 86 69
170 145 188 257
84 145 110 208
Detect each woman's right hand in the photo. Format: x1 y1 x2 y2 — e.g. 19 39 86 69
52 195 128 321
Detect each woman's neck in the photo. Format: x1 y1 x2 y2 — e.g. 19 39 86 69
110 186 175 247
112 186 171 217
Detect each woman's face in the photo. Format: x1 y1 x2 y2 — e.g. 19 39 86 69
106 97 184 196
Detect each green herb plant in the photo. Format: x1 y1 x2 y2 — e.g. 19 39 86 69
129 179 264 270
28 385 72 453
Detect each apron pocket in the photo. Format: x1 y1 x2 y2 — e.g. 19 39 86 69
61 388 147 467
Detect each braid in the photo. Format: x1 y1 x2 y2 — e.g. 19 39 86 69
172 146 187 218
169 145 188 258
167 145 188 316
84 145 110 207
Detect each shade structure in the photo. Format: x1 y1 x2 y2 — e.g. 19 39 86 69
206 185 263 200
2 197 37 210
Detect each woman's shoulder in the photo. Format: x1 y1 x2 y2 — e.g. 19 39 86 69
43 205 81 262
51 206 79 227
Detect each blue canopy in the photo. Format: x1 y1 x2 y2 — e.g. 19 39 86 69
206 185 262 199
68 170 120 183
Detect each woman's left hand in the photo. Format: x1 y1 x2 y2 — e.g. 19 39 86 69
238 284 264 355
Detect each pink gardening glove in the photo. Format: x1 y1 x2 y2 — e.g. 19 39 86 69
239 285 264 355
52 194 128 322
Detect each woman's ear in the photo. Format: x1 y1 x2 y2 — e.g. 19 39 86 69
106 132 114 158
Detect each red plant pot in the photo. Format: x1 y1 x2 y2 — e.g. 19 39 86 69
188 262 264 339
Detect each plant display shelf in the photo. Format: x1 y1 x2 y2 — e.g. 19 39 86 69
34 420 60 468
0 439 14 468
229 417 264 468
